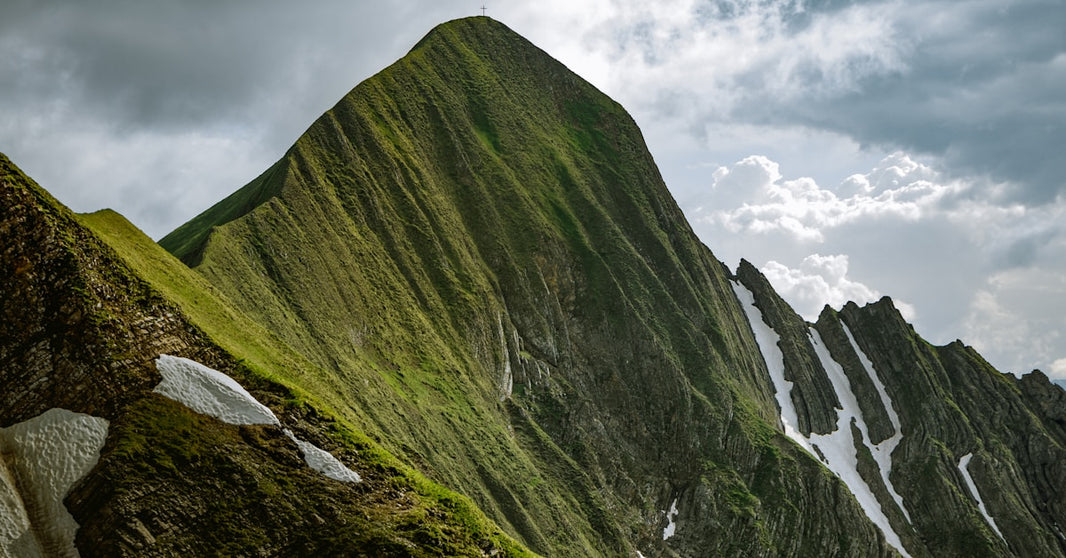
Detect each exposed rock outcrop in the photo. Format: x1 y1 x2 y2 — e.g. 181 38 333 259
736 260 841 435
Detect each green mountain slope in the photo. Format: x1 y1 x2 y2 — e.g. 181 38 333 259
162 17 897 556
79 208 346 415
4 13 1059 558
1 153 533 556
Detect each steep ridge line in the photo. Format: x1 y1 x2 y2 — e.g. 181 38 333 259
158 16 896 557
733 279 909 557
1 151 536 557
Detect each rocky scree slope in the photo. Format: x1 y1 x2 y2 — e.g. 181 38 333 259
0 152 532 557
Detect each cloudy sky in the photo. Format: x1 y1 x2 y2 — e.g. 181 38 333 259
3 0 1065 379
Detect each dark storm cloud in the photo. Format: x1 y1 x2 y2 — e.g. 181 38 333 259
609 0 1065 204
0 0 445 132
3 1 268 129
0 0 467 236
749 0 1066 203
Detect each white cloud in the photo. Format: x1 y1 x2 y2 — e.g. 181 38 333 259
699 152 962 243
963 268 1066 377
1051 359 1066 379
585 0 907 114
519 0 1066 203
759 254 914 322
690 150 1066 378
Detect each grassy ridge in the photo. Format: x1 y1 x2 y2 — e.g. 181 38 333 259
80 209 330 398
77 207 536 557
158 17 892 556
161 158 289 267
1 149 533 555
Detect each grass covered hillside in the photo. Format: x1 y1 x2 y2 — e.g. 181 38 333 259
161 17 896 556
9 14 1060 557
1 152 533 556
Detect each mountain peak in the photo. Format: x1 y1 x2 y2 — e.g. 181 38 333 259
161 13 618 265
157 16 1066 553
410 16 518 52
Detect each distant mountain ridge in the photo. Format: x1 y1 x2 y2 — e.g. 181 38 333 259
3 16 1065 557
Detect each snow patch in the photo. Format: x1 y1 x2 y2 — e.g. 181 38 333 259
731 281 814 453
733 281 910 557
283 430 361 483
0 408 109 558
662 498 680 540
807 331 910 557
843 324 911 523
958 453 1006 542
0 459 33 557
154 355 279 426
154 355 360 483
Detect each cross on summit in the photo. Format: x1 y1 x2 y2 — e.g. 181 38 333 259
481 5 487 16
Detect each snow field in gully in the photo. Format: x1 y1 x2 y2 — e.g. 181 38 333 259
958 453 1006 542
732 281 912 557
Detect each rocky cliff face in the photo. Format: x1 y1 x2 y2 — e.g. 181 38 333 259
3 15 1065 558
737 258 1066 557
838 298 1066 556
